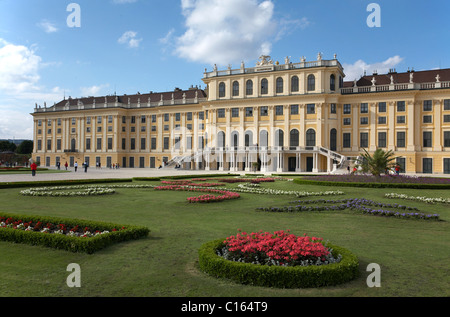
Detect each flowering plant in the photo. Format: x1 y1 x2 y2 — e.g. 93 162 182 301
154 185 240 203
217 230 341 267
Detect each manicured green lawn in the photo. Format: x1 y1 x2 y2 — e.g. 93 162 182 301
0 177 449 297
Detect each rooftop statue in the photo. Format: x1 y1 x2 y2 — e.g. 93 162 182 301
256 55 273 66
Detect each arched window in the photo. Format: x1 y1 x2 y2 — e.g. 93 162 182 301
219 82 226 97
307 74 315 91
330 74 336 91
245 131 253 147
276 77 283 93
291 76 299 92
231 131 239 149
330 129 337 151
306 129 316 146
275 129 284 147
232 81 239 96
290 129 299 147
259 130 268 147
261 78 268 95
246 80 253 95
217 131 225 148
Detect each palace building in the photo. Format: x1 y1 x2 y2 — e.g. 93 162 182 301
31 53 450 174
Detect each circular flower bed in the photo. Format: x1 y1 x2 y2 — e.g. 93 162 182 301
153 185 240 203
198 230 359 288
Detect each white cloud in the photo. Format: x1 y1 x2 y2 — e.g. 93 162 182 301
342 56 404 81
118 31 142 48
0 39 64 139
174 0 277 66
80 84 110 97
0 39 42 94
275 17 310 41
37 20 58 33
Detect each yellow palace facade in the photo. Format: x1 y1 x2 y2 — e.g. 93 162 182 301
32 54 450 174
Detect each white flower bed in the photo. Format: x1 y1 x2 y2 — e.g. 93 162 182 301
385 193 450 204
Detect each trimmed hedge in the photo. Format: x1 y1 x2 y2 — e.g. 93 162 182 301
0 212 149 254
293 178 450 189
0 178 133 189
198 239 360 289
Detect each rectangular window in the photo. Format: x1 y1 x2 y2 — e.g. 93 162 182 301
37 140 42 151
378 102 386 113
343 104 351 114
151 126 156 132
122 138 126 150
260 106 268 116
97 138 102 150
378 116 386 124
444 131 450 147
396 157 406 174
423 131 432 147
131 116 136 124
444 99 450 111
97 116 102 124
163 137 169 150
175 113 181 121
108 138 113 150
423 115 432 123
141 138 146 150
47 139 51 151
218 109 225 118
151 138 156 150
360 103 368 113
290 104 299 115
423 100 433 112
343 118 351 125
307 104 315 114
108 115 113 124
187 112 193 121
122 116 126 124
130 138 136 150
231 108 239 117
397 101 406 112
187 124 192 130
151 115 156 123
343 133 351 148
330 104 336 114
187 136 192 150
141 115 146 124
164 125 169 131
245 107 253 117
378 132 386 148
444 115 450 123
72 118 76 125
58 118 62 126
275 105 283 116
360 117 368 125
423 158 433 174
164 114 169 122
57 139 62 151
444 158 450 174
86 139 91 150
198 112 204 120
397 132 405 148
360 132 368 148
397 116 406 124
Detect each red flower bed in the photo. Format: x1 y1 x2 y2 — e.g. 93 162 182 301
154 185 240 203
218 177 276 184
220 230 334 266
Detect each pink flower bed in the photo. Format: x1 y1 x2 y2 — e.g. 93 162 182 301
154 185 240 203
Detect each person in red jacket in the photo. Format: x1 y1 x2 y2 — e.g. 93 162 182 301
31 162 37 176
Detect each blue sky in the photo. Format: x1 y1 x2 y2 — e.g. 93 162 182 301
1 0 449 139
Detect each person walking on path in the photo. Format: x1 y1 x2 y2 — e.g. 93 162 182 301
74 162 78 172
30 162 37 176
84 161 88 173
65 161 68 170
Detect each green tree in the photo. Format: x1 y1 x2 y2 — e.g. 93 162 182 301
0 141 16 152
356 148 397 177
16 140 33 154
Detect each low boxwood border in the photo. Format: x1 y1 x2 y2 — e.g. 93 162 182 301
294 178 450 189
0 178 133 189
198 239 359 289
0 212 149 254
